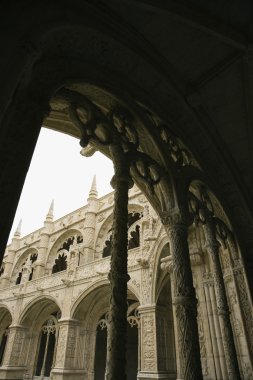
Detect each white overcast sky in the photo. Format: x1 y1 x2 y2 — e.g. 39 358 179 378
8 128 114 242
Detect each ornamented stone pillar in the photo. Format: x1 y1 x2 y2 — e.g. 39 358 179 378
34 201 54 278
0 324 27 379
138 305 158 379
0 221 21 289
227 236 253 366
162 210 203 380
81 176 99 264
203 273 224 379
203 219 241 379
161 256 179 377
105 168 133 380
51 318 84 380
138 304 176 380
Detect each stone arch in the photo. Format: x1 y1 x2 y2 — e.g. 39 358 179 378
1 7 253 302
19 295 61 327
95 214 114 259
0 306 12 332
71 279 110 320
189 180 232 229
0 4 253 380
18 296 61 379
152 239 170 305
46 228 83 273
149 238 176 378
96 204 144 259
10 247 38 285
72 282 139 380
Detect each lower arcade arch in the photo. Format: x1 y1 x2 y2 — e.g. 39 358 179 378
73 285 140 380
95 300 140 380
153 244 177 378
20 297 61 379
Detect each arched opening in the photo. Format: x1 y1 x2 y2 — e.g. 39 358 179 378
48 232 84 274
156 278 176 376
102 212 142 257
94 300 139 380
52 252 67 273
0 307 12 366
73 284 139 379
0 5 252 380
94 315 107 380
154 243 177 378
20 297 61 379
35 315 58 378
12 249 38 285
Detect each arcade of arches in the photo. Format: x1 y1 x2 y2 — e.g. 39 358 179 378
0 182 252 380
1 2 253 379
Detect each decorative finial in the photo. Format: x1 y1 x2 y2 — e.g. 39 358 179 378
46 200 54 221
14 219 22 238
89 175 98 199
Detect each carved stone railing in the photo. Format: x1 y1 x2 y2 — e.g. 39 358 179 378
0 248 142 301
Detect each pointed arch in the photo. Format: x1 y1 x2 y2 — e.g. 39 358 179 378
46 228 83 273
18 295 61 327
10 247 38 285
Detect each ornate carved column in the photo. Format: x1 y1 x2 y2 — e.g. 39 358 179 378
138 304 174 380
34 201 54 278
203 273 224 379
227 236 253 367
160 256 179 377
51 318 84 380
138 305 158 378
105 163 133 380
81 176 99 264
162 210 203 380
203 219 241 379
0 221 21 289
0 324 27 379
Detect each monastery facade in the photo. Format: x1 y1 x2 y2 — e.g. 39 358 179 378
0 178 252 380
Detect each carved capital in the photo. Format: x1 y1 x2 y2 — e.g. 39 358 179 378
161 208 191 229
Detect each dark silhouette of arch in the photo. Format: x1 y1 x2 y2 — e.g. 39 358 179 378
52 253 67 274
102 213 142 257
35 318 57 377
128 225 140 249
0 326 9 365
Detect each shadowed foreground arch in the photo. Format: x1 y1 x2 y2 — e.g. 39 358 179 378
0 3 253 378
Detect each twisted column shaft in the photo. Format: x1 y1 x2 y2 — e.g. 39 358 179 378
203 221 241 379
164 216 203 380
105 172 131 380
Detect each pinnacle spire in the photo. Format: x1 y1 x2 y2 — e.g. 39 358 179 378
14 219 22 238
89 175 98 199
46 199 54 221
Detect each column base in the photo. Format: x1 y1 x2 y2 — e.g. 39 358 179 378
0 366 26 379
138 371 176 380
50 368 86 380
